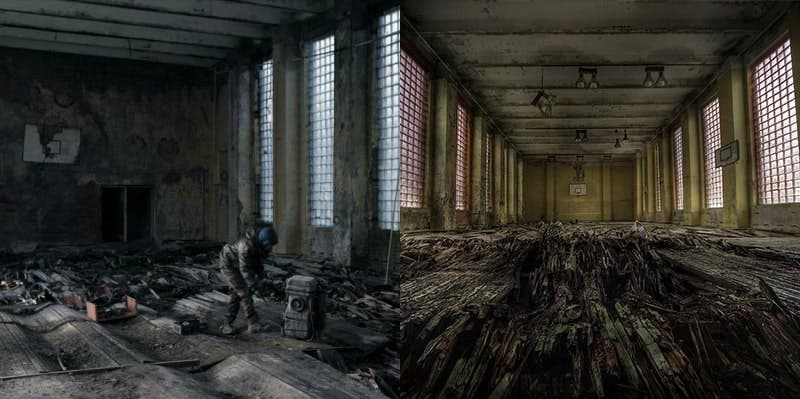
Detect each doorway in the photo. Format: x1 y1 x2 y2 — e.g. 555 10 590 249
101 186 152 242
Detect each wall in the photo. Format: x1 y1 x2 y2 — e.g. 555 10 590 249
0 48 219 250
522 159 634 222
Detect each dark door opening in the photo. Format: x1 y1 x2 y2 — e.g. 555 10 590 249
101 186 152 242
101 187 124 242
127 187 151 241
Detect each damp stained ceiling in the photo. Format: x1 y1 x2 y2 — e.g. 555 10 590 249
402 0 790 159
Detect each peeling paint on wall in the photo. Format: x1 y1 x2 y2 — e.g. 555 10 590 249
22 124 80 164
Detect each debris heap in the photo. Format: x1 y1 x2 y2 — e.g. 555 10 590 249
401 224 800 399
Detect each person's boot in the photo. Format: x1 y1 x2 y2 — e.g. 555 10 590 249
246 316 264 334
221 320 235 335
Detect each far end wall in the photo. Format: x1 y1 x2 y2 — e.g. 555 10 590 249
523 160 634 222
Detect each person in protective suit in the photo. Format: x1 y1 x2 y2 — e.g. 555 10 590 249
218 222 278 334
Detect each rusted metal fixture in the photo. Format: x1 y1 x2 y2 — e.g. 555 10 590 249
86 296 138 322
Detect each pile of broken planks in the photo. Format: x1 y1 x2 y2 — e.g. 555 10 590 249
401 223 800 399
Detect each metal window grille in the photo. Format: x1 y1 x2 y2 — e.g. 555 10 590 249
306 35 335 227
752 38 800 204
455 102 470 211
376 8 400 230
655 143 662 212
400 48 428 208
258 60 274 222
485 132 492 212
701 98 723 208
673 127 685 210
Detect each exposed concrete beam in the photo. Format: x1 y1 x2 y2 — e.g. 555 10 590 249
478 87 693 106
76 0 315 24
0 10 241 47
0 36 218 67
500 116 665 128
404 0 780 34
488 104 679 118
425 33 740 65
475 84 706 91
0 26 228 58
237 0 332 13
514 142 645 154
0 0 268 38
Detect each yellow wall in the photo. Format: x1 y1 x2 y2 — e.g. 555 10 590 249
523 160 635 222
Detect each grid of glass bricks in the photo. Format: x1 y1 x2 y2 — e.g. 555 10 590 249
376 9 400 229
455 103 470 211
673 127 685 210
655 143 662 212
702 98 723 209
306 35 335 227
258 60 274 223
752 38 800 204
400 49 428 208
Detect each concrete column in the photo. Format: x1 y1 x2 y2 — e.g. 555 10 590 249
645 143 656 219
634 152 643 220
601 161 612 221
431 79 458 230
491 134 504 225
331 0 371 265
517 157 524 221
273 28 303 254
717 58 751 229
660 132 674 222
470 115 487 225
683 103 703 225
545 161 556 221
227 65 255 242
508 150 517 223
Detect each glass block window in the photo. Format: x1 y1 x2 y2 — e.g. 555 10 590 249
752 38 800 204
455 102 470 211
400 48 428 208
307 35 335 227
655 143 662 212
258 60 274 222
376 8 400 230
484 132 492 212
701 98 723 209
673 127 685 210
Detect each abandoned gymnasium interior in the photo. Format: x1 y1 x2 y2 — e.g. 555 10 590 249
400 1 800 398
0 1 400 398
2 0 800 398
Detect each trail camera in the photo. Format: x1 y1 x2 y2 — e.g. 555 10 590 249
283 275 325 340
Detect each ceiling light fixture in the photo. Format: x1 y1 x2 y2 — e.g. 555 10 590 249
577 68 599 89
588 69 599 89
622 129 629 143
643 66 665 88
575 69 586 89
655 68 668 87
532 68 556 116
615 138 621 148
575 129 587 143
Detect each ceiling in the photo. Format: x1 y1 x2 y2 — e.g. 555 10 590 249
402 0 789 159
0 0 333 68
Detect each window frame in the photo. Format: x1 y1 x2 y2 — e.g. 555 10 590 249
375 8 400 230
673 126 685 210
749 36 800 205
455 100 471 211
305 34 336 228
399 43 430 209
258 59 275 223
700 97 724 209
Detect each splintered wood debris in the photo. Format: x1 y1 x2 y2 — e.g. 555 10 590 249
401 223 800 399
